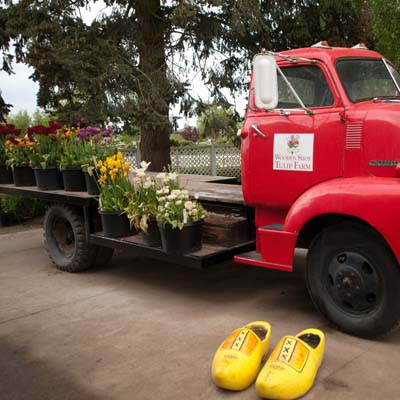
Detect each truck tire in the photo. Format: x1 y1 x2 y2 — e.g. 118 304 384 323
306 222 400 338
43 204 96 272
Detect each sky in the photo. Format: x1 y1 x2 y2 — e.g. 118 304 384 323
0 2 248 127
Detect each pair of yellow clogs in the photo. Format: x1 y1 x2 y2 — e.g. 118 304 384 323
211 321 325 399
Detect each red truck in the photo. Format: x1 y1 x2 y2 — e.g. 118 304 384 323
236 43 400 338
2 43 400 339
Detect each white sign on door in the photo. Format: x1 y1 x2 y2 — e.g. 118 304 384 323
273 133 314 171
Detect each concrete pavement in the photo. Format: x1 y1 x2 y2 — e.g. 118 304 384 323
1 227 400 399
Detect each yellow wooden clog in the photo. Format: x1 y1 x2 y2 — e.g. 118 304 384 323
255 328 325 399
211 321 272 391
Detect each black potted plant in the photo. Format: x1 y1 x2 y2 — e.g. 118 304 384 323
29 122 64 190
58 129 88 192
6 134 36 187
98 152 135 238
156 181 207 255
0 124 21 184
81 126 116 196
125 162 163 247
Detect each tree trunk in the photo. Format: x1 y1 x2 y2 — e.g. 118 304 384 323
135 0 171 171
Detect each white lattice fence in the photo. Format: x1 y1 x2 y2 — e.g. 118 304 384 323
121 144 241 177
171 146 212 175
215 145 241 177
121 149 139 168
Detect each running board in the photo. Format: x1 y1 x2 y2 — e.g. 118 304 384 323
234 251 293 272
234 224 297 272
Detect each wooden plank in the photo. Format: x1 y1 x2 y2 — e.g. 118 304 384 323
0 173 244 206
0 183 94 205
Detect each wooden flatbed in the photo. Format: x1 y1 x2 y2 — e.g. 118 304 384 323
0 175 254 269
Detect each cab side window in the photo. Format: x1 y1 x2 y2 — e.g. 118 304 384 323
278 66 334 108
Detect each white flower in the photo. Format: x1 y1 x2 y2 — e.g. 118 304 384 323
184 201 194 210
194 193 199 200
143 179 153 189
156 189 163 195
165 202 170 208
168 172 178 181
140 160 151 171
183 209 188 224
137 170 146 178
156 172 166 180
192 208 198 215
167 194 176 201
176 200 182 205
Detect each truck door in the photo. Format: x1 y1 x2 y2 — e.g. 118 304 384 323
243 63 344 209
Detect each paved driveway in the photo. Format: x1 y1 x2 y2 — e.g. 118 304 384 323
1 227 400 399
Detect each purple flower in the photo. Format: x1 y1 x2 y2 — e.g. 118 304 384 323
86 126 101 134
101 127 113 137
93 134 100 142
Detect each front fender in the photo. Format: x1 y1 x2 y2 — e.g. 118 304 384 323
284 177 400 262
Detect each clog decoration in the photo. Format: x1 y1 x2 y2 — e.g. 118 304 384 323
212 321 272 391
256 328 325 399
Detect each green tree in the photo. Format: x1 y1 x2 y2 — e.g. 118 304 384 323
7 110 31 133
371 0 400 67
0 90 11 122
1 0 372 170
197 104 239 140
32 109 49 126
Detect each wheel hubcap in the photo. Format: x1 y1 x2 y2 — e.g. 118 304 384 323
52 219 75 257
327 252 381 313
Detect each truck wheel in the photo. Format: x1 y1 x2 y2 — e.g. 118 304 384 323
43 204 95 272
306 222 400 338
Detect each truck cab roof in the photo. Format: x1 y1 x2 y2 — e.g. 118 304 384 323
277 47 383 64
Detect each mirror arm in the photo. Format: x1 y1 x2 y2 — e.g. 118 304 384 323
276 65 314 115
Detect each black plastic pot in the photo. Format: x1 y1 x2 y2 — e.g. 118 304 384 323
100 210 134 238
158 219 204 255
0 165 13 184
61 168 86 192
140 218 162 247
13 166 36 186
83 170 100 196
34 167 64 190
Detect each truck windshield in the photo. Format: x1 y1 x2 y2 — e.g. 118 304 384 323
336 58 400 102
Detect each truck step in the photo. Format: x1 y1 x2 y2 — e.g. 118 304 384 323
234 250 292 272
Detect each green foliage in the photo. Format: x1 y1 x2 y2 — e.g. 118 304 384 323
59 135 91 169
170 133 193 147
371 0 400 67
1 0 373 170
0 195 46 221
29 135 60 169
197 104 239 140
7 110 31 134
0 91 12 123
112 133 139 151
32 109 50 126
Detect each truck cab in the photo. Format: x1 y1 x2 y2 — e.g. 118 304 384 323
236 45 400 338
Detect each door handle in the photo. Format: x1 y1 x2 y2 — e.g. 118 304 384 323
251 124 267 138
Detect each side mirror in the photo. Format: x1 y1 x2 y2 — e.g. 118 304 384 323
253 54 278 109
